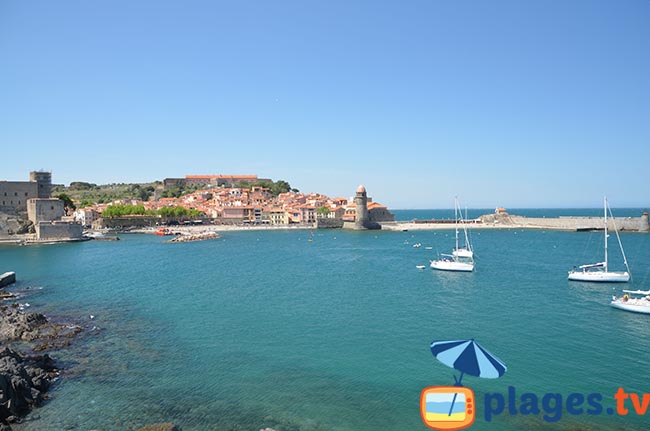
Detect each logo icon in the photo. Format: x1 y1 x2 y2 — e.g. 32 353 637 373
421 339 507 430
420 386 475 430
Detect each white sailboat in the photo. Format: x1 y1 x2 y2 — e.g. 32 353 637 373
568 196 630 283
610 290 650 314
430 198 475 272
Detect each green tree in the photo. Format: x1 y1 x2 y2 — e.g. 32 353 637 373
69 181 97 190
57 193 76 211
270 180 291 196
316 206 330 217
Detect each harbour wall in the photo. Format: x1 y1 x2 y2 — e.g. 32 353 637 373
36 221 83 240
381 211 650 232
481 211 649 232
506 215 649 232
316 218 344 229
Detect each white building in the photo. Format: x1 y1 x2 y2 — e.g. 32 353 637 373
74 208 99 227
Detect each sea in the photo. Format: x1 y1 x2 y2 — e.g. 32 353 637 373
2 208 650 431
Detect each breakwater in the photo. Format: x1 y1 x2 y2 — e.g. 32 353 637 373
381 210 650 232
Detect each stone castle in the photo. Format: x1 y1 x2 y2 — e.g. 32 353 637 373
0 172 83 241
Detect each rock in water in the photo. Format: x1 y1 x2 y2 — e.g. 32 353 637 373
0 347 59 426
0 306 47 341
136 423 181 431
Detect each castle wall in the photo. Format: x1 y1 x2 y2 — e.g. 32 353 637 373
316 218 344 229
36 221 83 240
368 207 395 222
27 198 64 224
0 182 38 212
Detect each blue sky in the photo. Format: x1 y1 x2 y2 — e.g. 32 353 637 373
1 0 648 209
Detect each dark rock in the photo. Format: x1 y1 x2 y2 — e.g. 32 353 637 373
0 307 48 341
136 423 181 431
0 347 59 426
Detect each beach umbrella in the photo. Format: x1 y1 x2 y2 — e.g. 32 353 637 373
430 339 507 385
430 339 507 416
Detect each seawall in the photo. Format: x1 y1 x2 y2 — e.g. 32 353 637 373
380 211 650 232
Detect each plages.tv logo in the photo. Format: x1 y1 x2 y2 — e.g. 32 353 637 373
420 339 507 430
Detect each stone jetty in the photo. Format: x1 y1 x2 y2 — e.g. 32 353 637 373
168 232 221 243
380 209 650 232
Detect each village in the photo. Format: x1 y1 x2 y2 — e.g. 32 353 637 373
0 172 396 242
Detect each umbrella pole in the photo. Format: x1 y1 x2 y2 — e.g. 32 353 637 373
448 372 464 416
453 371 464 386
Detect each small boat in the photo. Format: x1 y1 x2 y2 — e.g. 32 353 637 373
154 228 174 236
568 197 630 283
84 231 105 238
610 290 650 314
416 265 426 270
413 243 422 248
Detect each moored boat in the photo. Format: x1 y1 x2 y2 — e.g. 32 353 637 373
430 197 475 272
154 228 174 236
430 255 474 272
611 290 650 314
568 196 630 283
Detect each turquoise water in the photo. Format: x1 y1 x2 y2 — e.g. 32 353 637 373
2 219 650 431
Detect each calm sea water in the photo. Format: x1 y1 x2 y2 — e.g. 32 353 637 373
2 210 650 431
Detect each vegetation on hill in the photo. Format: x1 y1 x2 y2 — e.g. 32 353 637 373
159 184 203 199
233 179 298 196
52 178 299 206
101 205 204 218
52 182 160 207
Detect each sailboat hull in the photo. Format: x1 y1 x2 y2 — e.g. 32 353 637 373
430 260 474 272
610 299 650 314
452 248 474 258
568 271 630 283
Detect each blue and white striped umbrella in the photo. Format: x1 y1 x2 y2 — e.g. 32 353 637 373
430 339 507 383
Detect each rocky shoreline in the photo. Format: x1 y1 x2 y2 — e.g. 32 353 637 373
0 346 58 429
0 301 279 431
0 305 76 429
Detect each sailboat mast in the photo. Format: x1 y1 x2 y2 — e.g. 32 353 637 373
464 205 471 252
454 197 459 252
603 196 608 272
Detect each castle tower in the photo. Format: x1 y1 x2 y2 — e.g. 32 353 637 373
354 184 368 230
30 171 52 198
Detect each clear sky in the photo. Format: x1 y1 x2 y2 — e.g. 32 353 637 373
1 0 648 209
